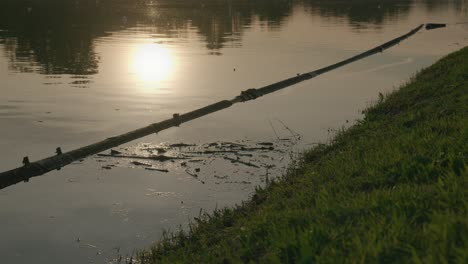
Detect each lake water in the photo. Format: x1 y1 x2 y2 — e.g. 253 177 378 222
0 0 467 263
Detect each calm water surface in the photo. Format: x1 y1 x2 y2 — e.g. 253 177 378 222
0 0 467 263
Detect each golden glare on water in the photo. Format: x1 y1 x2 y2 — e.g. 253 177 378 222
130 43 174 85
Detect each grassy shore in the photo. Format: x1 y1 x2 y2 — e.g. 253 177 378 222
139 47 468 263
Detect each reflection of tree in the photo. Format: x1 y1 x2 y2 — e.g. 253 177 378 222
185 0 293 49
2 30 99 75
114 0 294 50
0 0 463 75
422 0 465 13
303 0 413 30
0 0 296 74
0 1 106 75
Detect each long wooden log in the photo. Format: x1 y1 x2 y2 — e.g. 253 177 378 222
0 24 424 190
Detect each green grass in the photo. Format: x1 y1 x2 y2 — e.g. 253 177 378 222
138 47 468 263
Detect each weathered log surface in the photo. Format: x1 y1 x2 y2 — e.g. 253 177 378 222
0 24 424 191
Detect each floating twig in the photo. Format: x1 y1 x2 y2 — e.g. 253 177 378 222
185 150 239 155
169 143 196 148
130 161 152 167
184 169 205 184
97 153 187 162
145 167 169 173
257 142 274 146
223 157 260 168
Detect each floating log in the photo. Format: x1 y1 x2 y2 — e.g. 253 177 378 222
97 154 187 162
0 24 425 190
425 23 446 30
145 168 169 173
223 157 260 168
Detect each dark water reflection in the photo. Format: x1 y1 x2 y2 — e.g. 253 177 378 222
0 1 467 263
1 0 465 75
306 0 412 28
0 0 290 74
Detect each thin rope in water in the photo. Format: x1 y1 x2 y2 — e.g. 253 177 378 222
0 24 427 190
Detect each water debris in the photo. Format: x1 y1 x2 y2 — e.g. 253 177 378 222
239 146 274 151
224 181 252 184
145 167 169 173
141 147 168 154
155 148 167 154
186 150 239 155
185 168 205 184
101 165 113 170
185 169 198 178
219 141 246 147
257 142 274 146
170 143 196 148
110 149 122 155
223 157 260 168
130 161 152 167
97 153 187 162
425 23 446 30
91 135 301 187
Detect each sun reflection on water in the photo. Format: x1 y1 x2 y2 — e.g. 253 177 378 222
130 43 174 87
